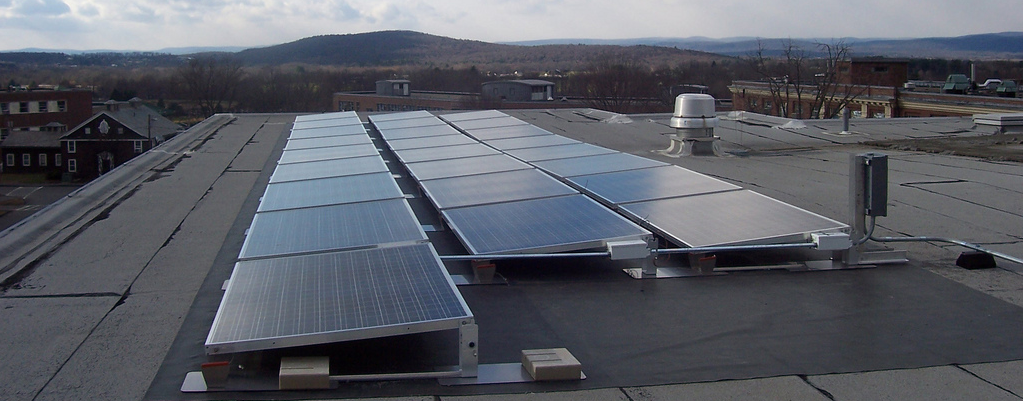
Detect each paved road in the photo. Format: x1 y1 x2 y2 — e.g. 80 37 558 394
0 185 80 232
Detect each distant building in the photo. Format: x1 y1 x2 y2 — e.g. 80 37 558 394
60 99 181 181
0 89 93 138
1 131 64 177
837 58 909 88
334 79 583 113
481 80 555 102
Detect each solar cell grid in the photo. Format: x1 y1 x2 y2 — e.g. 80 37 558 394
367 110 434 122
284 135 373 150
619 190 847 248
277 143 379 164
373 117 448 130
386 134 478 151
442 194 650 255
377 124 462 141
403 154 532 181
239 199 427 260
419 168 578 210
439 110 507 122
506 143 617 162
269 156 388 183
206 244 471 354
258 173 403 212
460 125 553 141
533 153 667 177
292 118 364 131
450 116 528 131
485 134 580 150
295 111 358 122
393 143 499 164
289 124 367 139
568 166 742 205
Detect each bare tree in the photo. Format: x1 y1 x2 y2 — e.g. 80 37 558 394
178 54 244 117
744 39 856 119
582 52 650 113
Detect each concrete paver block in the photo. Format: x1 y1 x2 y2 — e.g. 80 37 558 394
808 366 1020 401
623 376 830 400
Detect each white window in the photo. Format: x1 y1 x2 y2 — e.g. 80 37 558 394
22 153 31 166
118 127 124 135
84 128 91 135
68 159 77 173
133 140 144 153
39 154 47 166
5 153 13 166
67 141 76 153
55 154 62 167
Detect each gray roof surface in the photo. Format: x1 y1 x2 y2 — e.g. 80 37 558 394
0 131 64 148
64 104 181 140
1 110 1022 400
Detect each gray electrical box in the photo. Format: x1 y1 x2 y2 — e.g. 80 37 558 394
862 153 888 217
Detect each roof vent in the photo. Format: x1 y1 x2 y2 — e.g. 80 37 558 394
660 94 720 156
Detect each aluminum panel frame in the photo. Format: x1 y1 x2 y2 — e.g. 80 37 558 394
419 168 578 210
567 165 743 206
377 124 463 141
485 135 581 150
461 125 553 141
289 124 368 139
258 173 403 212
403 154 532 181
533 153 668 177
393 143 499 164
386 134 479 151
277 143 379 164
506 143 617 162
284 135 373 151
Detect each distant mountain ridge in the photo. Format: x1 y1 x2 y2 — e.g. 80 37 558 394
506 32 1023 59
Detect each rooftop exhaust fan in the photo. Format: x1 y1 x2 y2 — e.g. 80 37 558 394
661 94 720 156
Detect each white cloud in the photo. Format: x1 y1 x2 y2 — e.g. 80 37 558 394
5 0 70 16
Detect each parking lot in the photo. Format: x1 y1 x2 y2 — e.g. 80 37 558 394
0 185 81 232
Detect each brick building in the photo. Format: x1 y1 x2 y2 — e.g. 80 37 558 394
0 89 93 176
334 79 586 113
60 100 180 181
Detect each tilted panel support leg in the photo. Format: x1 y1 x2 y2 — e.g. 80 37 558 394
459 320 479 378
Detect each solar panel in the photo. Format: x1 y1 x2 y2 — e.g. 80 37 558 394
450 116 528 131
619 190 848 248
277 143 379 164
377 124 463 141
293 118 364 131
289 124 367 139
439 110 508 122
403 154 533 181
533 153 667 177
239 198 427 260
505 143 617 162
461 124 553 141
420 169 578 210
373 117 448 130
393 143 499 164
284 135 373 150
567 166 742 206
258 173 403 212
442 194 651 255
386 134 478 151
206 244 472 354
367 110 434 122
269 156 389 183
295 111 358 123
485 134 581 150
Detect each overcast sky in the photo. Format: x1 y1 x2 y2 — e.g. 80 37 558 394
1 0 1018 51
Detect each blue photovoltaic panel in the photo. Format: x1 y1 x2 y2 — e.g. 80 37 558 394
269 156 389 183
377 124 462 141
439 110 508 122
419 168 578 210
506 143 617 162
442 194 651 255
277 143 379 164
449 116 528 131
293 118 364 131
386 134 478 151
461 125 553 141
619 190 848 248
258 173 403 212
403 154 532 181
367 110 434 122
284 135 373 150
206 243 472 354
567 165 742 205
393 143 499 164
289 124 367 139
533 153 667 177
373 117 448 130
295 111 358 123
239 198 427 260
485 135 580 150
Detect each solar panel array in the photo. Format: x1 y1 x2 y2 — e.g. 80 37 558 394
371 111 652 255
440 111 848 248
207 111 472 355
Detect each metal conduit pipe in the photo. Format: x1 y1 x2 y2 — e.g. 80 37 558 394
652 242 818 255
439 252 610 261
870 235 1023 266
